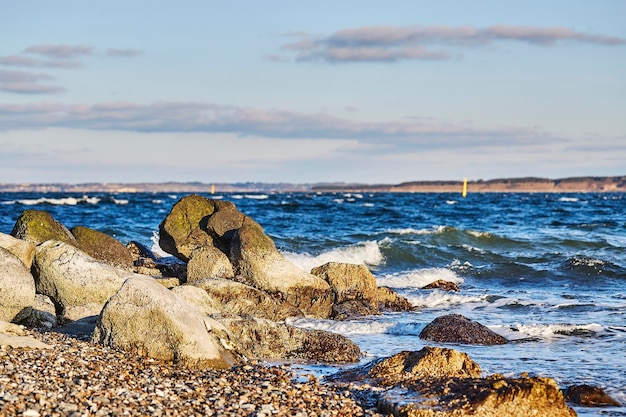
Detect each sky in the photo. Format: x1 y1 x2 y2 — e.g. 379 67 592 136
1 0 625 184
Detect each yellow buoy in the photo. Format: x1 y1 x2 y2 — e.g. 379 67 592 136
211 184 215 195
462 178 468 198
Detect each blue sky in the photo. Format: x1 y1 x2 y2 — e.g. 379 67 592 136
1 0 624 184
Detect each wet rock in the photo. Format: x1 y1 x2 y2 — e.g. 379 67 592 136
0 232 35 269
422 279 460 292
190 278 303 321
11 210 78 247
376 286 414 312
311 262 379 319
0 247 36 323
71 226 134 269
330 346 481 385
218 315 361 363
93 275 246 369
158 194 218 262
419 314 508 345
33 240 139 321
187 246 234 281
377 375 576 417
565 384 621 406
230 217 332 318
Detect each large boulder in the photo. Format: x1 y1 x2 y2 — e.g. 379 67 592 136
330 346 481 385
229 217 332 318
311 262 379 319
11 210 77 247
0 232 35 269
189 278 303 321
92 275 245 369
377 375 576 417
0 248 36 323
419 314 508 345
218 315 361 363
186 246 234 282
71 226 134 269
158 194 220 261
33 240 139 321
170 285 221 316
376 286 414 312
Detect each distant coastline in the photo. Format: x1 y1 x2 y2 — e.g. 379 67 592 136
0 176 625 193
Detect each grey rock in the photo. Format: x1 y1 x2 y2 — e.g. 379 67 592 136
0 247 36 323
419 314 508 345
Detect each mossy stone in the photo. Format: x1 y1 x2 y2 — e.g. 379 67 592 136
11 210 77 247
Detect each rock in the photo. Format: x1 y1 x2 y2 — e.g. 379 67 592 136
230 217 332 318
11 210 77 247
311 262 379 319
203 201 246 255
32 240 140 321
422 279 460 292
217 315 361 363
0 232 35 269
376 286 414 312
71 226 134 269
92 275 245 368
0 320 52 349
16 294 58 329
171 285 221 315
187 246 234 281
0 247 36 323
377 375 576 417
158 194 218 261
565 384 621 406
190 278 303 321
419 314 508 345
330 346 481 385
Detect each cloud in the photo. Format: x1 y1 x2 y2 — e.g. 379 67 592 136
0 55 82 68
281 25 625 63
0 100 560 150
0 70 65 94
106 48 143 58
24 44 94 59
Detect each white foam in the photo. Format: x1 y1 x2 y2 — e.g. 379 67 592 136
501 323 606 340
467 230 492 238
112 198 128 205
377 268 464 289
387 226 447 235
244 194 269 200
446 200 457 205
4 196 101 206
286 317 393 336
283 241 384 272
406 291 485 309
150 231 172 258
361 203 374 207
558 197 579 202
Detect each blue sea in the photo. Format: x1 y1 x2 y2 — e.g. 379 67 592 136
1 192 625 416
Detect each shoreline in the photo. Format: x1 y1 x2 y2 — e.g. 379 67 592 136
0 175 624 193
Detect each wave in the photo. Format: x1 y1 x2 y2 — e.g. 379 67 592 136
230 194 269 200
286 317 394 335
2 196 101 206
283 240 384 272
377 268 464 289
405 291 486 309
493 323 606 341
387 226 447 235
150 231 174 258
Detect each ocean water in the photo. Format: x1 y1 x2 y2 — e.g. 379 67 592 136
1 192 625 415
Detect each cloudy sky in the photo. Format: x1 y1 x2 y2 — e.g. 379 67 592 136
1 1 624 184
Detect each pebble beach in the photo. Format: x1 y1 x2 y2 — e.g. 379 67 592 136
0 330 383 417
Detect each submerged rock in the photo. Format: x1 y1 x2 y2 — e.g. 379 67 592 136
11 210 77 247
422 279 460 292
71 226 134 269
93 275 245 369
419 314 508 345
0 247 36 323
565 384 621 407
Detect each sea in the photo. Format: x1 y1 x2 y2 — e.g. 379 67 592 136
1 191 624 416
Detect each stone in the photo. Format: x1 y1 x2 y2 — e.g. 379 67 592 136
11 210 78 247
71 226 134 269
0 247 36 323
422 279 460 292
419 314 508 345
377 375 577 417
189 278 303 321
217 315 361 363
203 201 246 255
171 285 221 315
330 346 481 385
92 275 246 368
16 294 58 329
0 320 51 349
158 194 217 261
229 217 332 318
32 240 140 321
565 384 621 406
127 241 188 279
0 232 35 269
187 246 234 281
311 262 379 319
376 286 414 312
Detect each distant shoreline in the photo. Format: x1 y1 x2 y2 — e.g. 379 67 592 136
0 175 625 193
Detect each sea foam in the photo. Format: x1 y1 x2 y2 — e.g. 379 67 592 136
283 241 384 272
377 268 464 289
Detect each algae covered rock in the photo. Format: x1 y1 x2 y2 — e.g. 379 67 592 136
93 275 246 369
0 247 36 323
419 314 508 345
71 226 134 269
11 210 77 247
